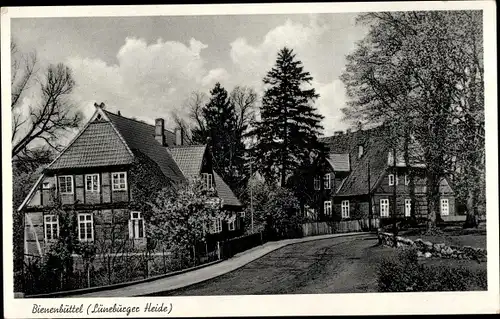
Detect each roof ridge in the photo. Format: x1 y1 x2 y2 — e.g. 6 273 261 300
169 144 206 149
104 109 175 135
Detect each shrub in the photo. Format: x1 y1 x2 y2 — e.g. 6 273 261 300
378 249 487 292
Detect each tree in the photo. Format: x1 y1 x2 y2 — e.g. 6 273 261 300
250 47 325 187
186 91 209 144
230 86 258 139
191 83 247 193
147 178 226 267
341 12 484 230
11 41 82 157
242 180 302 239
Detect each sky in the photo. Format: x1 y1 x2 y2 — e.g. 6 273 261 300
11 13 369 137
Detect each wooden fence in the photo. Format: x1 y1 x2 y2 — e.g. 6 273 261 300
301 218 380 237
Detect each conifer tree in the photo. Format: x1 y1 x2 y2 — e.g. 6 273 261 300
192 83 246 192
251 47 325 186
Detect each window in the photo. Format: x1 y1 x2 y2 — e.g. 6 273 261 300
323 174 331 190
358 145 364 158
388 174 399 186
239 211 245 219
44 215 59 240
441 199 449 216
380 199 390 217
404 174 409 186
313 176 321 190
42 182 51 189
388 174 395 186
324 201 332 216
405 198 411 217
227 214 236 231
85 174 100 192
341 200 350 218
202 173 213 189
78 213 94 241
129 211 145 239
210 217 222 234
112 172 127 190
58 175 73 194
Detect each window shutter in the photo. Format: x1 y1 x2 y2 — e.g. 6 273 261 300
128 219 133 239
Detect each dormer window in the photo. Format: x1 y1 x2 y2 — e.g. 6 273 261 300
314 176 321 190
358 145 364 159
323 174 331 190
202 173 213 189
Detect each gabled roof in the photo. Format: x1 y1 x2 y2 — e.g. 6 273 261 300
326 153 350 172
320 126 389 196
168 145 243 208
169 145 207 179
48 120 134 170
104 110 185 184
213 171 242 208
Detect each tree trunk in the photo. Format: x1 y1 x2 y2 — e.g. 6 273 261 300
464 188 479 228
392 148 398 247
403 131 417 226
426 173 441 231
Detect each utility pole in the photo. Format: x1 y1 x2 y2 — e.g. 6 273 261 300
392 146 398 247
250 161 254 233
367 162 372 231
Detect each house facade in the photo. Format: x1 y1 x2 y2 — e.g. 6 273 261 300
304 126 456 222
19 103 244 259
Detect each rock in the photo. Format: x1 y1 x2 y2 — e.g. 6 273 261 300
417 251 424 257
424 252 432 258
444 247 453 255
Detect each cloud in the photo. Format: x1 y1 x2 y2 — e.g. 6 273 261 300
201 68 231 88
314 79 351 136
60 16 354 137
66 37 224 128
229 17 350 136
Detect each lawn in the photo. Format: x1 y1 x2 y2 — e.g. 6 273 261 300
400 227 486 249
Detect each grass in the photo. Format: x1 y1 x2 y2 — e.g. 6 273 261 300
378 249 487 292
399 227 486 249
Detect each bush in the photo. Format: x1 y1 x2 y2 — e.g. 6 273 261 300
378 249 487 292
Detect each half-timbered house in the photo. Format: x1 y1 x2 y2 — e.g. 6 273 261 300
19 103 244 259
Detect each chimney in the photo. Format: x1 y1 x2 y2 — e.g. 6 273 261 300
117 110 121 116
155 118 165 146
175 127 184 146
346 129 352 134
334 130 344 136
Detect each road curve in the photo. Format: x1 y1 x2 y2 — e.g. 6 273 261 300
149 234 390 296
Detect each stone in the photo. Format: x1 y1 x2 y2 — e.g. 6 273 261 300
417 251 424 257
424 252 432 258
444 247 454 255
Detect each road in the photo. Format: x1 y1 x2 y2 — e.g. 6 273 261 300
149 234 396 296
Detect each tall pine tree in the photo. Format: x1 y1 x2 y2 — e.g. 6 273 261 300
192 83 247 194
251 47 325 186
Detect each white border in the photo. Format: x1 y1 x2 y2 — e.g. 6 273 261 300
2 1 498 317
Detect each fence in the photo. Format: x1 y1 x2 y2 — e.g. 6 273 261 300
219 232 266 260
301 218 380 237
21 244 220 296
